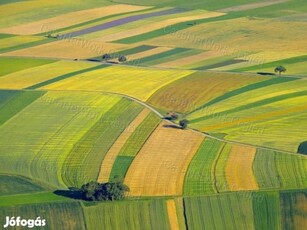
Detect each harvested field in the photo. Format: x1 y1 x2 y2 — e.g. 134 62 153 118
225 145 258 191
124 122 203 196
166 200 180 230
97 109 151 183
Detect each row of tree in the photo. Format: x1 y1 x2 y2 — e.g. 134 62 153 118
80 180 129 201
102 53 127 63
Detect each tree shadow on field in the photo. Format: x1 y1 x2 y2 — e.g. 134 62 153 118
163 124 182 129
53 187 83 200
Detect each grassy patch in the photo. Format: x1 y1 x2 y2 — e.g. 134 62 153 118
0 192 71 207
0 200 86 229
119 112 160 157
0 175 45 196
0 57 56 77
127 47 190 65
0 37 54 54
27 64 108 89
109 156 134 180
62 98 143 187
253 191 281 230
184 138 223 195
191 90 307 123
193 77 297 111
0 33 15 39
253 149 281 189
184 193 255 230
0 90 46 126
83 199 170 230
275 152 307 189
0 90 19 107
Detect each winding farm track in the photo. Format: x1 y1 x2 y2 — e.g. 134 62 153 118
5 86 305 157
0 57 305 155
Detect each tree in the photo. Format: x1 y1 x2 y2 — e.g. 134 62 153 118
80 181 98 201
274 66 286 76
165 112 179 120
179 119 189 129
102 53 111 61
118 55 127 63
80 180 130 201
298 141 307 155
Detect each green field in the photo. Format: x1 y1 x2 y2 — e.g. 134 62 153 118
0 175 45 196
110 112 160 180
253 192 281 230
184 193 255 230
61 98 143 187
83 199 170 230
184 138 224 195
0 57 56 77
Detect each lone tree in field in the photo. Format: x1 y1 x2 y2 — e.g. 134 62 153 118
179 119 189 129
298 141 307 155
80 178 129 201
102 53 111 62
118 55 127 63
274 66 286 76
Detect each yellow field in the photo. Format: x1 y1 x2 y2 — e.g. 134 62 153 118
0 35 45 49
89 11 224 42
225 145 258 191
107 47 173 63
97 108 151 183
145 17 307 57
2 39 129 59
42 65 194 100
124 122 204 196
127 47 173 61
242 51 305 63
148 72 267 113
156 51 221 68
189 78 307 120
0 4 150 35
0 60 98 89
166 200 180 230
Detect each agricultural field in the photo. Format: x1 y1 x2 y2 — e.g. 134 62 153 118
124 121 204 196
0 0 306 229
40 65 194 101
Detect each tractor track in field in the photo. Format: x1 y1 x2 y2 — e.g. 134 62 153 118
3 87 305 157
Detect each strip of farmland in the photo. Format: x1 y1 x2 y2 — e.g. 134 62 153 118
62 8 187 37
97 108 151 182
124 122 203 196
